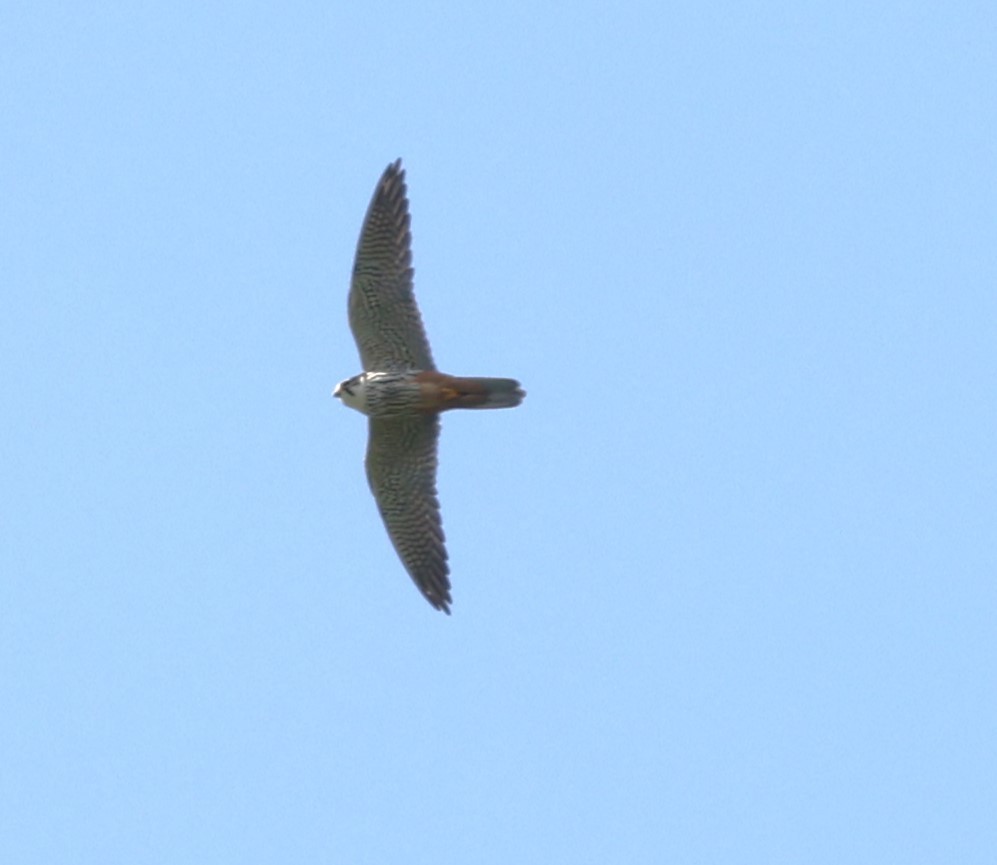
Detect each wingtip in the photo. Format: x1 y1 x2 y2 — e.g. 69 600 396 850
426 595 452 615
378 158 407 201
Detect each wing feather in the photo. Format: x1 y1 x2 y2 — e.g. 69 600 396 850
349 160 436 372
365 415 450 612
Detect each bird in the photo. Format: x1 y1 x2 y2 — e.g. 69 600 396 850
334 159 525 613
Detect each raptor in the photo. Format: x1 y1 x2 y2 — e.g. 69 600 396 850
334 160 525 613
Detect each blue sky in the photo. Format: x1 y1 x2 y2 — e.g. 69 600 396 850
2 2 995 862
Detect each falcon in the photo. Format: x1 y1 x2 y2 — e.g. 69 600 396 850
334 159 525 613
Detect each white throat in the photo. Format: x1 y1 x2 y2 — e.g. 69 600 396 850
334 374 371 414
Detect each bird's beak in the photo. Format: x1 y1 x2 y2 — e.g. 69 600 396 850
332 383 341 398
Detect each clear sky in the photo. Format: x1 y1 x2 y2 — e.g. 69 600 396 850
2 2 995 862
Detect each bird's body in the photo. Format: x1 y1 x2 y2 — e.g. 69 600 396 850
335 371 524 417
333 160 524 613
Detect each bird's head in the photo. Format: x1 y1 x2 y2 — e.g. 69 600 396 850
333 374 368 414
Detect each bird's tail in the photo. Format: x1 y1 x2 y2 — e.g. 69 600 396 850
441 377 526 410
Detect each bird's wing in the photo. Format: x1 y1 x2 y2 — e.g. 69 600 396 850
349 160 436 372
365 414 450 612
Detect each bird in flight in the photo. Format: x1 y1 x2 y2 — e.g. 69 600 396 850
334 160 525 613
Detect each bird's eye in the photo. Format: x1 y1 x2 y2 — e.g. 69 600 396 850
343 384 354 396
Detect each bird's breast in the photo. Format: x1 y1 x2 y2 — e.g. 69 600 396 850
357 371 428 418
